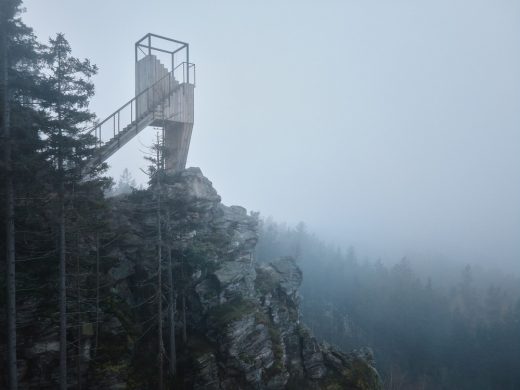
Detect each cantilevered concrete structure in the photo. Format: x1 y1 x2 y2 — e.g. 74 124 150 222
84 33 195 173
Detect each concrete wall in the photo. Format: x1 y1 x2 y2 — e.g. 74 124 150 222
135 54 194 171
135 55 173 118
161 83 194 124
164 122 193 171
162 83 194 171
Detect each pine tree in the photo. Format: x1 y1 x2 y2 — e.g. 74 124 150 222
1 3 18 388
113 168 137 195
144 132 166 389
1 2 44 388
155 135 164 390
39 33 98 390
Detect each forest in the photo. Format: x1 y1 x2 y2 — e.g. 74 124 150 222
2 0 520 389
0 1 111 388
255 219 520 389
2 3 377 388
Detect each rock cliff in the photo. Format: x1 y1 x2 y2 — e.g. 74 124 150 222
5 168 381 389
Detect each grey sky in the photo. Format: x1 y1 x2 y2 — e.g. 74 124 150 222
23 0 520 270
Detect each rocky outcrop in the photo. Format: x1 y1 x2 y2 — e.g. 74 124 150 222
4 167 381 389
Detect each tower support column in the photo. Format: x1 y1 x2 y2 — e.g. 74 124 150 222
164 121 193 171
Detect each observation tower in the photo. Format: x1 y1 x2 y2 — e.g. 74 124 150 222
85 33 195 172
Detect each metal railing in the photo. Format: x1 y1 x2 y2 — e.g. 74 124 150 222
87 62 195 149
174 61 196 85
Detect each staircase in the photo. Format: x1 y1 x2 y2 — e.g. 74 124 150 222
83 57 195 175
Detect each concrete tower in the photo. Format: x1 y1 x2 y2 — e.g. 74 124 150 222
135 34 195 171
84 34 195 173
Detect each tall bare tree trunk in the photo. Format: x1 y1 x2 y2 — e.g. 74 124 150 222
58 173 67 390
166 239 176 376
156 135 164 390
161 115 176 378
76 240 82 390
181 261 187 344
94 231 100 357
1 10 18 389
57 50 67 390
181 286 187 342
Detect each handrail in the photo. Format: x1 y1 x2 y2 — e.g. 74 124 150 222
174 62 196 87
87 69 174 134
88 61 196 138
85 61 196 153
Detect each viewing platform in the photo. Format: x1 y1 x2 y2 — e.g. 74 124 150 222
84 33 195 174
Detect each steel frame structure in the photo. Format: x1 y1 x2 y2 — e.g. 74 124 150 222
135 33 191 84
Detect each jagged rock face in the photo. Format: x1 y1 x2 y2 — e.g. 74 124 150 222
120 168 380 389
106 168 381 388
4 168 381 389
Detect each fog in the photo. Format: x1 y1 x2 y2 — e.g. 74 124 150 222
23 0 520 271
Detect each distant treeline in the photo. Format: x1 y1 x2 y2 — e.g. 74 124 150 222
255 218 520 390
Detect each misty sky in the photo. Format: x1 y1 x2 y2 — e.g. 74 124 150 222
23 0 520 271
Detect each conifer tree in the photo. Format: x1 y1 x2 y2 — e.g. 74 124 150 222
114 168 137 195
144 132 166 389
1 3 18 388
39 33 97 390
1 2 44 388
